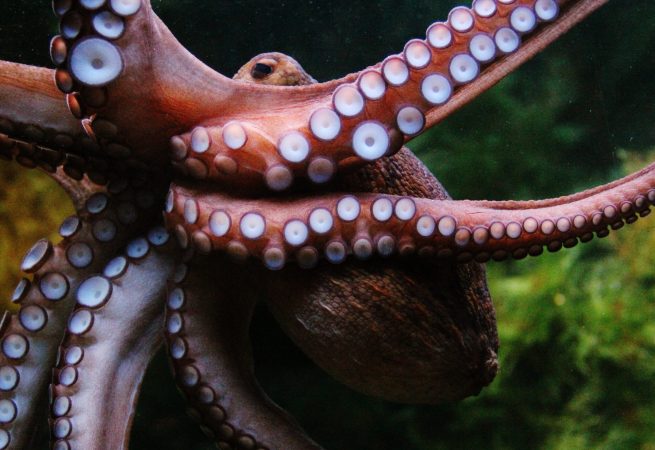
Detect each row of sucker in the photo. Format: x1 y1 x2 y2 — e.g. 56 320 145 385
0 178 162 449
0 117 147 184
170 0 562 192
49 225 175 450
164 262 269 450
51 0 142 165
165 166 655 269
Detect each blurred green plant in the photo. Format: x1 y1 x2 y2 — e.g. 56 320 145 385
430 151 655 450
0 165 72 312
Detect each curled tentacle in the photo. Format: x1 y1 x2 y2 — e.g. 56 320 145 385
164 256 323 450
50 226 178 450
165 161 655 268
0 179 165 450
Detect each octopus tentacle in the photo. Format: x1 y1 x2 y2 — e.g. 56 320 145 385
50 0 231 165
50 226 178 450
49 0 605 193
164 256 323 450
165 161 655 268
0 180 164 450
260 148 499 405
162 53 493 449
47 172 105 212
165 0 607 193
0 62 91 183
0 0 644 448
424 0 608 128
166 52 496 424
0 61 81 149
0 61 149 186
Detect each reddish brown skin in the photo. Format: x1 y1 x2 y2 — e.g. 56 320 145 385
236 58 498 403
160 57 499 450
263 148 498 403
2 1 654 449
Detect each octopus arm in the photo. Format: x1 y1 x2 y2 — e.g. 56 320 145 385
163 0 609 192
424 0 608 128
165 161 655 268
50 1 607 193
48 171 107 212
0 62 107 197
50 226 178 450
164 256 324 450
0 182 165 449
0 61 139 204
0 61 81 144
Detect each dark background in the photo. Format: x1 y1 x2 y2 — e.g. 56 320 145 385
1 1 655 449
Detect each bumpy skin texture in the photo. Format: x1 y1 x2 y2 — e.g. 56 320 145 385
264 142 498 403
234 52 318 86
166 256 325 449
264 258 497 403
0 0 653 449
231 56 498 403
162 57 497 450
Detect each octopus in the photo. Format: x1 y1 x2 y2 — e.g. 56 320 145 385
0 0 652 449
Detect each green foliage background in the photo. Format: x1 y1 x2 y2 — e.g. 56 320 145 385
1 1 655 449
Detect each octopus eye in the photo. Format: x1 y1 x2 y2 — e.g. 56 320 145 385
252 62 274 79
